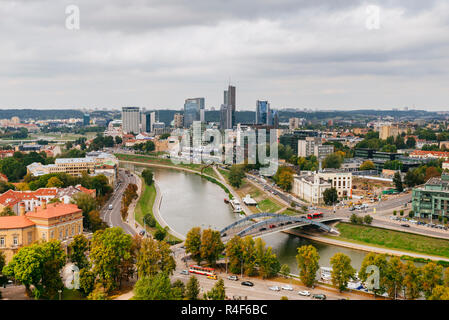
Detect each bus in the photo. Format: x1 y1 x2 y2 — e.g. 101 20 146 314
189 265 216 277
307 212 323 220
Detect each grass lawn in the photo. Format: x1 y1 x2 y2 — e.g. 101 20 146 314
135 181 159 230
257 198 283 213
281 208 302 216
116 153 204 172
202 166 219 179
335 222 449 259
218 168 230 180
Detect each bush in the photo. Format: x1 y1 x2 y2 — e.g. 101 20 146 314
400 210 404 216
363 215 373 225
144 214 156 228
393 210 397 216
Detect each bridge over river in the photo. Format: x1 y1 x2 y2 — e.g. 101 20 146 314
220 213 341 242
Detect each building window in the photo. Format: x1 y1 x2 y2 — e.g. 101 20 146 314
50 230 54 239
13 236 18 246
59 230 63 240
0 237 4 247
28 232 33 244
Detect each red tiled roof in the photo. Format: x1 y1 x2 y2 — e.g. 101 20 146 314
0 215 35 229
411 150 449 157
26 203 82 219
0 188 58 207
76 185 95 195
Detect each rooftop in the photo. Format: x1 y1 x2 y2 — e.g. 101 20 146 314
0 216 35 229
26 203 81 219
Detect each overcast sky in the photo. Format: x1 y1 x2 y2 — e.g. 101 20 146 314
0 0 448 111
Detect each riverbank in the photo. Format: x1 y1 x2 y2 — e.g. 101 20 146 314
283 227 449 263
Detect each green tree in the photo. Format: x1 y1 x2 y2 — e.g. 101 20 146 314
46 176 63 188
0 251 5 273
200 229 225 266
420 262 443 299
323 153 343 169
68 234 89 270
429 285 449 300
133 273 174 300
225 235 243 274
154 227 167 241
330 253 356 292
363 215 373 225
142 169 154 186
393 172 403 192
73 192 97 230
204 278 226 300
228 165 245 188
143 214 156 228
79 268 95 295
185 276 200 300
171 279 185 300
323 188 338 205
241 236 257 276
384 256 404 299
406 137 416 148
136 238 176 278
185 227 202 264
296 245 320 287
402 261 421 300
89 227 133 292
280 264 291 278
359 253 388 296
360 160 375 171
255 238 280 279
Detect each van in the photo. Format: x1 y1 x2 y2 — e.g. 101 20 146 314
108 204 113 210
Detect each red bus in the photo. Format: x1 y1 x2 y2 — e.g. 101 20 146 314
307 212 323 220
189 265 216 276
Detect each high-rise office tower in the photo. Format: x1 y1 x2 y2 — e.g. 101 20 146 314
256 100 270 125
140 112 150 133
184 98 205 128
149 111 156 132
220 85 236 129
83 114 90 126
122 107 140 134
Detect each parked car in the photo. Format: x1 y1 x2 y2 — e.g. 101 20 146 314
312 294 327 300
281 285 293 291
269 286 280 291
241 281 254 287
401 224 410 228
298 290 311 296
180 270 189 275
227 275 239 281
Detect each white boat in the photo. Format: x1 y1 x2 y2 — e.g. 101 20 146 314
229 199 242 213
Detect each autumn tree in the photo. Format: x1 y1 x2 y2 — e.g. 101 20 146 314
330 253 356 292
296 245 320 287
225 235 243 274
384 256 404 299
204 278 226 300
46 176 63 188
185 227 202 264
241 236 257 276
359 253 388 296
136 237 176 278
420 262 443 299
254 238 280 279
0 206 15 216
200 228 225 266
79 268 95 295
429 285 449 300
133 273 174 300
360 160 375 171
402 261 422 300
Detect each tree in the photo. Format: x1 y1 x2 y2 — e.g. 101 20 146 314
0 251 5 274
79 268 95 295
154 227 167 241
142 169 154 186
280 264 291 278
402 261 421 300
136 238 176 278
185 227 202 264
185 276 200 300
323 153 343 169
143 214 156 228
363 215 373 225
0 206 15 216
171 279 186 300
133 273 174 300
360 160 375 171
420 262 443 299
384 256 404 299
200 229 225 266
241 236 257 276
393 172 403 192
225 235 243 274
254 238 280 279
330 253 356 292
429 285 449 300
204 278 226 300
115 136 123 145
296 245 320 287
228 165 245 188
68 234 89 270
88 210 108 232
359 253 388 296
323 188 338 205
89 227 133 292
406 137 416 149
277 169 294 191
73 192 97 230
46 176 63 188
425 167 441 182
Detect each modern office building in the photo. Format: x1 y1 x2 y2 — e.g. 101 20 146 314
122 107 140 134
83 114 90 126
256 100 270 125
220 85 236 129
280 130 320 155
184 98 205 128
149 111 156 132
140 112 150 133
412 174 449 220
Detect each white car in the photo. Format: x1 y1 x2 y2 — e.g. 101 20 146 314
298 290 311 296
268 286 280 291
281 285 293 291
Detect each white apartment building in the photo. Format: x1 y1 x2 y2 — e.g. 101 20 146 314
122 107 140 134
298 137 334 159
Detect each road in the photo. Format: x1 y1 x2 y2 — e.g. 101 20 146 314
100 169 137 236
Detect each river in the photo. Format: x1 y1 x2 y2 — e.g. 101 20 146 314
124 164 370 273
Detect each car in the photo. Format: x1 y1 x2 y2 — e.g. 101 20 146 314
108 204 113 210
207 275 217 280
139 230 146 236
228 275 239 281
241 281 254 287
298 290 311 296
349 207 356 211
269 224 276 229
286 221 292 225
281 285 293 291
401 224 410 228
269 286 280 291
180 270 189 275
312 294 327 300
259 227 267 231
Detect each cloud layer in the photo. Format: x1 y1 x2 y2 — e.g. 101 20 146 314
0 0 448 110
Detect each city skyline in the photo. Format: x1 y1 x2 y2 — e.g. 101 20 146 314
0 1 448 110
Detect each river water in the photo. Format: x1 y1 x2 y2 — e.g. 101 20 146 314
125 165 370 273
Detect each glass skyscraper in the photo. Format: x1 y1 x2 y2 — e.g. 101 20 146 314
184 98 205 128
256 100 270 125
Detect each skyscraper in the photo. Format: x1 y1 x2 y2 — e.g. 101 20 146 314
122 107 140 134
149 111 156 132
184 98 205 128
256 100 270 125
220 85 236 129
140 112 150 133
83 114 90 126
